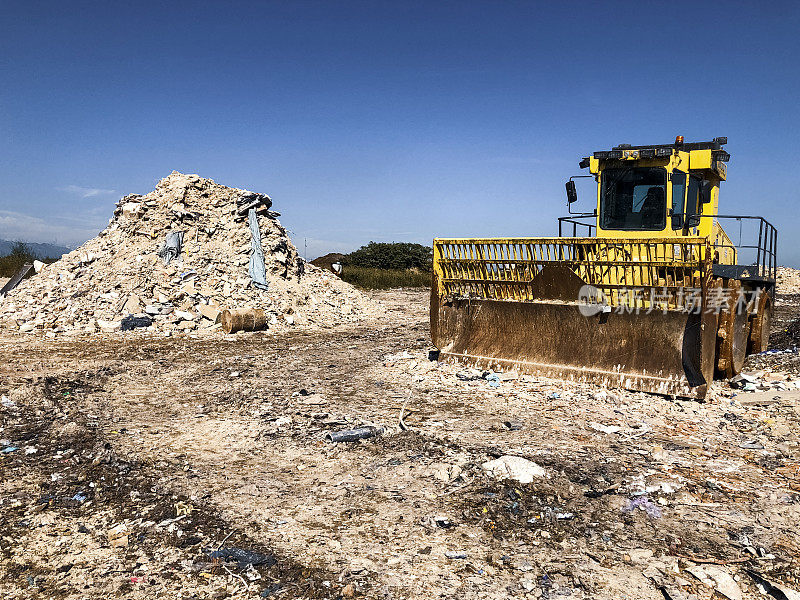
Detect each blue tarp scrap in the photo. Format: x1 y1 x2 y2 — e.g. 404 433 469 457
247 208 269 290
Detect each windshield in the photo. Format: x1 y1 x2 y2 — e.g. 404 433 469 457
600 167 667 231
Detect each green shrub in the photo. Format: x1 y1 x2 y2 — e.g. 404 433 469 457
0 242 37 278
343 242 432 271
339 267 430 290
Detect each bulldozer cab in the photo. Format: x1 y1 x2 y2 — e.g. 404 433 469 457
573 138 728 237
597 149 723 241
561 138 762 269
431 137 778 399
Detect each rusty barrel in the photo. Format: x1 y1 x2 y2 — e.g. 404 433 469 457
220 308 267 334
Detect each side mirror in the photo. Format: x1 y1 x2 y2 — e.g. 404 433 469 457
687 214 701 228
565 180 578 204
671 213 684 229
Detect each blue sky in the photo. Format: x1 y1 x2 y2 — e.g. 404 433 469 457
1 1 798 264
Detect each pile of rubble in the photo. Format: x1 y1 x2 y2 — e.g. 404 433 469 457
777 266 800 294
0 172 380 335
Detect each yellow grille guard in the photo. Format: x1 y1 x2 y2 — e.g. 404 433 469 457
431 237 718 398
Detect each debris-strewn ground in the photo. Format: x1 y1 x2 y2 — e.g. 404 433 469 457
1 287 799 599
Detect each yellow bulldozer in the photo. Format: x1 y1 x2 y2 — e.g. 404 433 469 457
431 137 777 399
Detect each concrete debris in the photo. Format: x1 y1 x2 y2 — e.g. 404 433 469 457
482 455 547 483
686 564 742 600
777 266 800 294
428 462 463 483
0 172 381 335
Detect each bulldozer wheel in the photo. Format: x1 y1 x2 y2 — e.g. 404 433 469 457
748 290 773 354
716 279 750 379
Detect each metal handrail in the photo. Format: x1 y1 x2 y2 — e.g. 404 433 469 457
558 213 595 237
699 214 777 281
556 212 777 282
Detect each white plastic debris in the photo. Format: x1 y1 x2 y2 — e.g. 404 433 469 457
589 421 622 434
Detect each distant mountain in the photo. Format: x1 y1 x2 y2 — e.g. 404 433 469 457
0 239 72 259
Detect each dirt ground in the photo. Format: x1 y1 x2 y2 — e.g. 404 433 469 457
1 289 799 599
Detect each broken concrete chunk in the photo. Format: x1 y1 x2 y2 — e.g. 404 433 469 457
482 456 546 483
122 294 143 314
429 463 463 483
686 564 742 600
121 201 143 218
198 304 221 322
97 319 120 332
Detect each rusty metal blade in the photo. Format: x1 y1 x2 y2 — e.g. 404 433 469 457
431 292 717 399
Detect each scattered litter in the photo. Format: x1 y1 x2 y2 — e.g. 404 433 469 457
485 373 501 388
503 420 524 431
1 446 19 454
456 369 483 381
422 515 453 529
738 440 765 450
158 231 184 265
121 315 153 331
444 551 468 559
325 426 384 443
208 547 277 569
622 496 662 519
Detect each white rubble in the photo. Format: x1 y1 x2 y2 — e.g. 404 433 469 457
0 172 381 335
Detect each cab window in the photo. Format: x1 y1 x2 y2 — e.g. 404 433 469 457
671 171 686 230
600 167 667 231
686 175 702 227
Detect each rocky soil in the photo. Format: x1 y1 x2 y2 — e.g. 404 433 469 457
1 287 799 599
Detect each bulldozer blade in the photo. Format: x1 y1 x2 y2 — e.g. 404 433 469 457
431 291 717 399
430 238 718 399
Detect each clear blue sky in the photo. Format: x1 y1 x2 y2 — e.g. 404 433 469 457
1 1 798 264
